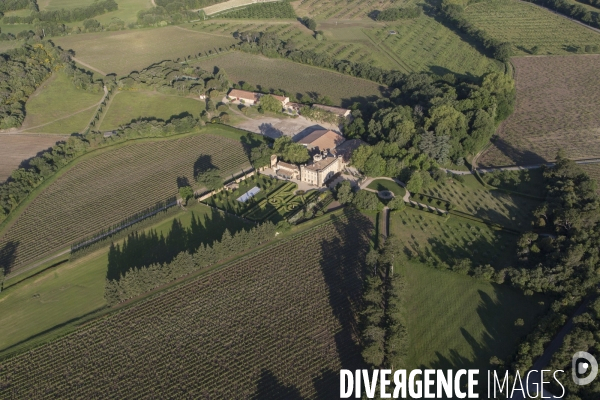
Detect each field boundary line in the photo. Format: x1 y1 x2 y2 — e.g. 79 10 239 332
71 56 108 76
1 101 103 135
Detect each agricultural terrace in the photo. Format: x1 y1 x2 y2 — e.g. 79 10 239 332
391 207 518 270
479 55 600 166
420 175 540 231
0 129 254 274
53 27 237 76
196 51 386 105
292 0 397 19
187 15 500 74
398 258 549 371
463 0 600 55
99 91 205 131
0 202 249 351
20 72 104 134
363 16 502 76
0 135 67 182
0 212 372 398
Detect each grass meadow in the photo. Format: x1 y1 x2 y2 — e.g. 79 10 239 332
0 128 253 272
463 0 600 55
53 27 237 76
196 51 386 105
99 91 205 130
398 258 550 371
479 55 600 166
21 72 103 134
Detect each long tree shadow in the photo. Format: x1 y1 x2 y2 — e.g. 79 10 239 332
193 154 218 181
106 208 249 280
0 241 19 282
312 209 373 398
481 136 547 167
251 369 305 400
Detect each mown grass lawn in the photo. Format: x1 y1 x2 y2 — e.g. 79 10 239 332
367 179 406 196
399 258 550 371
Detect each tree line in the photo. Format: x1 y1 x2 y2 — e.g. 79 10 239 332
118 59 229 97
234 30 406 86
360 235 408 371
0 0 34 13
105 221 276 305
3 0 118 24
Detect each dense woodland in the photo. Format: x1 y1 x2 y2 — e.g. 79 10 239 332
501 155 600 400
347 71 514 170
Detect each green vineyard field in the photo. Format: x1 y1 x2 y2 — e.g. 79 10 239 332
0 131 252 274
0 212 371 398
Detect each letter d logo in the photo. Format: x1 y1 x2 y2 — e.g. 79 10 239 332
572 351 598 386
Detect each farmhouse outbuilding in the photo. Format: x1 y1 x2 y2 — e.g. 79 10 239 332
227 89 260 105
297 130 346 153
